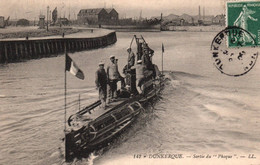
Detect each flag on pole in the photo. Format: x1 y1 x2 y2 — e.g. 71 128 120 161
65 54 85 80
162 43 164 53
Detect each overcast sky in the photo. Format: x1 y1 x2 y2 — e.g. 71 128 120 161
0 0 224 20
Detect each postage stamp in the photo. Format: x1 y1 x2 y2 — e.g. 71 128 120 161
226 1 260 47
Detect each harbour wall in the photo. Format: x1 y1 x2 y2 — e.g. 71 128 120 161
0 31 117 63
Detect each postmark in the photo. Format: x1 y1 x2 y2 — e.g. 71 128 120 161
211 26 258 76
226 1 260 47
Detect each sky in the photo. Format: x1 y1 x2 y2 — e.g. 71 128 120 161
0 0 225 20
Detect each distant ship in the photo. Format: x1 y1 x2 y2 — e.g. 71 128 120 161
102 18 162 31
102 24 161 32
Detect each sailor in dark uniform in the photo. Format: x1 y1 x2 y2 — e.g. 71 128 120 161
95 62 107 109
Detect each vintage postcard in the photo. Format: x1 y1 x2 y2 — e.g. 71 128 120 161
0 0 259 165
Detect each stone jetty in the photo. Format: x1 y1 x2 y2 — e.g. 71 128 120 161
0 28 117 63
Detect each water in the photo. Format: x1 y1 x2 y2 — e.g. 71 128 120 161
1 31 260 165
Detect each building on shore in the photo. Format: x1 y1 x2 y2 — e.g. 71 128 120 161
39 15 45 29
16 19 30 26
212 14 225 26
179 14 194 25
0 16 5 28
105 8 119 24
77 8 118 25
57 18 70 26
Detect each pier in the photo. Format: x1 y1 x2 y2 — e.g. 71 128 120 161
0 28 117 63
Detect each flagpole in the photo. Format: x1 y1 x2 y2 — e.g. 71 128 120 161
162 44 164 75
64 44 67 132
64 42 67 161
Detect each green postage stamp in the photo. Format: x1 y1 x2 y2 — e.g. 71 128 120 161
226 1 260 47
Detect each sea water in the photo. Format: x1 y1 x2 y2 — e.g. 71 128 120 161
0 31 260 165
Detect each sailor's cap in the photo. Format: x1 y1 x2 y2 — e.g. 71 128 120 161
110 55 115 59
98 62 104 66
137 60 142 64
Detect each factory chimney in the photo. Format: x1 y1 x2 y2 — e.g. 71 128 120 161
203 7 205 21
199 6 201 20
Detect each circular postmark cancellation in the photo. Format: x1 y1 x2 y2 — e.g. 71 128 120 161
211 26 258 77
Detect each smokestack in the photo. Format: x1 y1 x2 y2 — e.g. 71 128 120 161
199 5 201 20
203 7 205 21
139 10 142 20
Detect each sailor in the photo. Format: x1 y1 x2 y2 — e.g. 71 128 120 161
107 55 119 103
95 62 107 109
133 60 145 94
142 43 154 70
115 58 126 89
123 48 135 75
127 47 135 68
